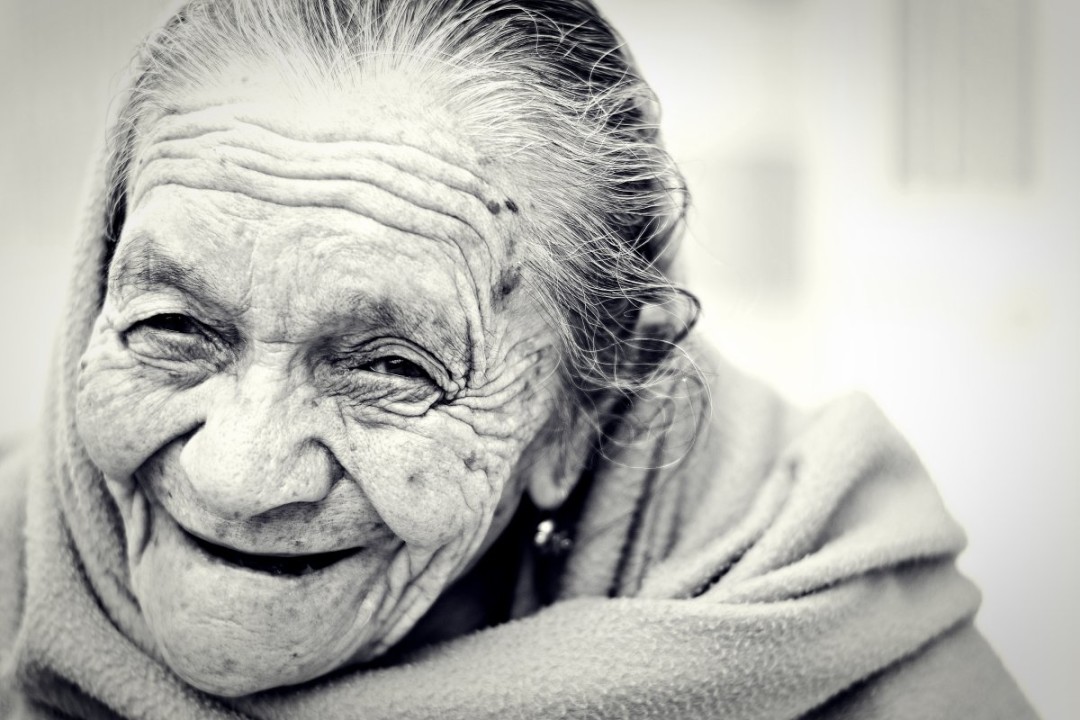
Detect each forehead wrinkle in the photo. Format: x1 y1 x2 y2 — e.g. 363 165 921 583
141 107 504 208
144 140 500 269
132 115 509 308
141 106 519 275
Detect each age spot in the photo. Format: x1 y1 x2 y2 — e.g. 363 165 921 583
492 265 523 306
505 198 520 214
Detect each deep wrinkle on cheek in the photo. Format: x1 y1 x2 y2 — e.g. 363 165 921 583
329 407 511 554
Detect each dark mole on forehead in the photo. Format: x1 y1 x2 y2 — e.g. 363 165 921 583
492 264 523 306
505 199 520 214
486 200 502 215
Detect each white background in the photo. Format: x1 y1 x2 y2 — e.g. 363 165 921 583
2 1 1077 716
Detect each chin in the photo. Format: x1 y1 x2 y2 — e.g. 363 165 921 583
125 492 399 696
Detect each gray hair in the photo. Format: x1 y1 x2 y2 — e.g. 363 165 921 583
103 0 698 443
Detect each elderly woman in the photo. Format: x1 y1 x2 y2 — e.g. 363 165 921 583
0 1 1037 718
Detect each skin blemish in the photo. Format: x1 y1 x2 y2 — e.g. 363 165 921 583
492 265 523 307
486 200 501 215
504 198 519 214
464 452 481 472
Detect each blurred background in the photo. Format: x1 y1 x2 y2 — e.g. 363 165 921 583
2 0 1077 716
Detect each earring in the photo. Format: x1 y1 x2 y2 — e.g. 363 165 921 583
534 517 573 556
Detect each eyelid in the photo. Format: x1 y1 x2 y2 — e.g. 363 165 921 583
365 343 445 383
121 309 235 366
121 301 239 343
136 312 202 333
126 312 206 341
338 338 450 387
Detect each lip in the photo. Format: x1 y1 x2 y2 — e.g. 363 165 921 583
185 529 364 577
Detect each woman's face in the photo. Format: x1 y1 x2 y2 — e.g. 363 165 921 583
75 78 562 696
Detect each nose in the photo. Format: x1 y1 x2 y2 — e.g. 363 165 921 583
179 363 337 520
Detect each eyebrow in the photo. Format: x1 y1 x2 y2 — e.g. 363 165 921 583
338 292 467 359
110 240 225 308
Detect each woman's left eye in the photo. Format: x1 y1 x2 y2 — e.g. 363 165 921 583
361 356 432 381
323 343 448 404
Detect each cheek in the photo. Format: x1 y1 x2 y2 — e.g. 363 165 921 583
75 320 201 481
345 425 515 551
359 353 562 556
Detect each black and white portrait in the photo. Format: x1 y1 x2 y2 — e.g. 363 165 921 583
1 1 1074 717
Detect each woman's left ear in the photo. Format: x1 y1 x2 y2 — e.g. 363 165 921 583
526 421 595 511
526 453 570 511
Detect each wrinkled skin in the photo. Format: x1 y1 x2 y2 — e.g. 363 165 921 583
75 76 564 696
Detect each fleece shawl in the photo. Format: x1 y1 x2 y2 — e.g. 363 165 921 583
0 87 1037 720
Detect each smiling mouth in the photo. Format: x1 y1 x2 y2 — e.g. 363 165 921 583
188 532 362 577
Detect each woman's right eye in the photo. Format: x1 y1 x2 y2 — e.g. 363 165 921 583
138 313 204 335
124 313 222 363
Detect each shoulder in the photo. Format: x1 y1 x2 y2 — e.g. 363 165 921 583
0 438 31 679
0 436 33 716
805 621 1039 719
